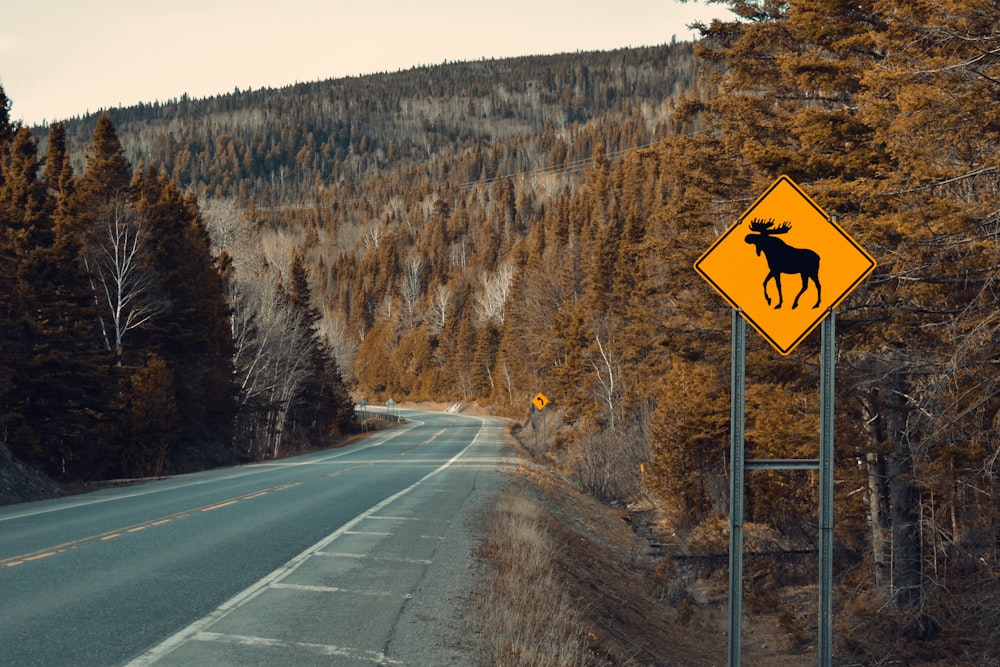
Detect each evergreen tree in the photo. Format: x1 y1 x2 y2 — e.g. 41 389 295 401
75 114 132 212
0 85 15 157
5 121 113 477
671 0 1000 649
284 250 353 442
132 163 235 464
0 100 33 465
42 123 75 215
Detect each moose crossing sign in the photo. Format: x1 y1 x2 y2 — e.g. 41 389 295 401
695 175 876 355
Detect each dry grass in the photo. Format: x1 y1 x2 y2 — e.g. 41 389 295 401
462 414 998 666
468 466 727 666
472 487 593 666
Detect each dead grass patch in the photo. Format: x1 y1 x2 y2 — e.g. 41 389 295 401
469 467 726 666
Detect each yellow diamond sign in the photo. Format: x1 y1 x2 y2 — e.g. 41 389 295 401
694 175 876 355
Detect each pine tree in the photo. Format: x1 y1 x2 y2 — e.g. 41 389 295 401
284 250 353 442
0 97 33 465
42 123 75 215
132 163 235 463
681 0 1000 649
4 121 113 477
75 114 132 212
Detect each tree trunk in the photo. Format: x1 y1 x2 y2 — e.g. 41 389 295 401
861 394 892 590
883 373 928 635
888 447 921 610
867 450 891 589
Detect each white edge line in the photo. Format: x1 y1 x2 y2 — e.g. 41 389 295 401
125 415 487 666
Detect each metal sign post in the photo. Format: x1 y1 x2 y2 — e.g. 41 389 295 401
818 311 835 667
726 309 836 667
727 310 746 666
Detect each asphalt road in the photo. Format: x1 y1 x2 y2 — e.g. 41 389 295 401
0 409 510 666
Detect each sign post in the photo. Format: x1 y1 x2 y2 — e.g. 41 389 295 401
727 310 746 666
819 311 835 666
694 175 875 666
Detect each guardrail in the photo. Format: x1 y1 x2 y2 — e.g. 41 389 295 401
353 408 404 432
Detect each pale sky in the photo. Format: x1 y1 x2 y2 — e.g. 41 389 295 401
1 1 731 127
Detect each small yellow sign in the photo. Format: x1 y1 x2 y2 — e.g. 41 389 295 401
532 392 549 411
695 175 876 355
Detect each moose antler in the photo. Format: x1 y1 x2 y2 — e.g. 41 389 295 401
747 218 792 235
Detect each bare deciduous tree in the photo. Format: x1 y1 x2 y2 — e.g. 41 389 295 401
449 240 468 269
88 202 165 365
592 332 621 432
399 255 423 329
362 226 384 250
201 197 247 253
474 262 515 325
318 306 358 384
202 198 328 460
230 275 313 459
428 283 452 334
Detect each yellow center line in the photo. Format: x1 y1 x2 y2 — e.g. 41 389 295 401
201 500 239 512
0 480 303 568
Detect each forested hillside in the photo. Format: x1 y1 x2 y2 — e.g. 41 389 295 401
0 106 354 482
3 2 999 661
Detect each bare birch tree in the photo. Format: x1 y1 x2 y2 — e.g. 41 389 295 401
399 255 423 329
200 197 247 253
229 275 313 459
89 202 165 365
474 262 515 325
318 306 358 384
592 332 621 432
202 198 319 459
428 283 452 334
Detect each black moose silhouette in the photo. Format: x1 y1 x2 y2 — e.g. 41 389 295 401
744 218 821 309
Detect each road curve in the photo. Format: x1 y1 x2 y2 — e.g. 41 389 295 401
0 409 510 666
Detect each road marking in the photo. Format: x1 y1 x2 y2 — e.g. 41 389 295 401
24 552 55 562
269 582 396 597
200 500 238 512
271 583 346 593
125 418 488 666
192 632 403 665
0 481 302 568
0 420 423 525
315 551 366 558
312 551 432 565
